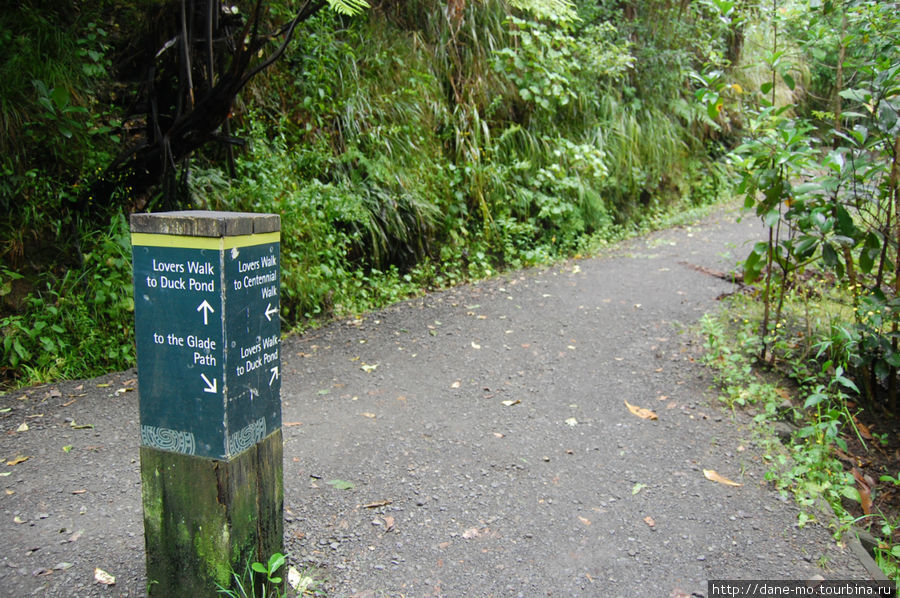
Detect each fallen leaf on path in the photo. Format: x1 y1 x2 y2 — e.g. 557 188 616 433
72 489 87 495
578 516 592 526
565 418 578 426
327 479 355 490
501 399 521 407
283 422 303 427
703 469 743 487
288 566 319 592
471 341 481 350
462 527 481 539
94 568 115 586
852 467 873 515
363 500 392 509
852 417 874 441
361 363 378 372
13 516 25 524
68 529 84 542
70 420 93 429
360 412 376 419
49 388 61 398
493 432 505 438
6 455 30 466
383 515 395 532
114 387 134 396
16 422 28 432
632 483 647 495
451 380 461 388
644 516 656 528
624 400 658 420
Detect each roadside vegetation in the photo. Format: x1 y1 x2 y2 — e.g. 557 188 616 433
2 0 899 583
1 0 736 387
696 0 900 583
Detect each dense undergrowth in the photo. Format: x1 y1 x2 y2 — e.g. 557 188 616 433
702 291 900 585
1 0 737 387
695 0 900 581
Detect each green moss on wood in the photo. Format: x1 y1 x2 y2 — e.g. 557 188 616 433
140 430 283 597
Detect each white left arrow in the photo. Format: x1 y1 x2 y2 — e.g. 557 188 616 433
197 300 215 325
269 366 279 386
264 302 279 322
201 373 217 394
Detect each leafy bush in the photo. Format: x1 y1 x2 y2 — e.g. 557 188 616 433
2 0 738 385
1 215 134 383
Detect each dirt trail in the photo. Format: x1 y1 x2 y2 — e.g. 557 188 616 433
0 205 874 597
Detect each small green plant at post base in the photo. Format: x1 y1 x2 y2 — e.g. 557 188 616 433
217 553 328 598
218 553 286 598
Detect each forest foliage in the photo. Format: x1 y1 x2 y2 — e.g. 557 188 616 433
4 0 900 580
1 0 738 385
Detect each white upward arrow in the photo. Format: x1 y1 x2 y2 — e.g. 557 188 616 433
197 300 215 325
264 302 279 322
200 373 217 394
269 366 279 386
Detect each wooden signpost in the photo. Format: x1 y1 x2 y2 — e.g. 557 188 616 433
131 211 283 596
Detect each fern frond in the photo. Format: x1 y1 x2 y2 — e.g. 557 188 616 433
326 0 370 16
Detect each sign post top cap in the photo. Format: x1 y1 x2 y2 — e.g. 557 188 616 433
130 211 280 237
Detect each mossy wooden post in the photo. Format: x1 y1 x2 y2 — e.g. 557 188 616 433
131 212 283 597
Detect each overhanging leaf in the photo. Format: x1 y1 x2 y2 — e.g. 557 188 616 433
326 0 370 16
781 71 796 91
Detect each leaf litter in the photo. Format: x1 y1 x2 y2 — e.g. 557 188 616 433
703 469 743 487
624 400 658 420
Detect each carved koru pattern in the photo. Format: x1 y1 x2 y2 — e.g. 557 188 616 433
227 417 266 455
141 425 196 455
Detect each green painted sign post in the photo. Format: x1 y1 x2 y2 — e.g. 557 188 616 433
131 211 283 596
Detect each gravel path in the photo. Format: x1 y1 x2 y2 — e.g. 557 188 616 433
0 205 874 597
